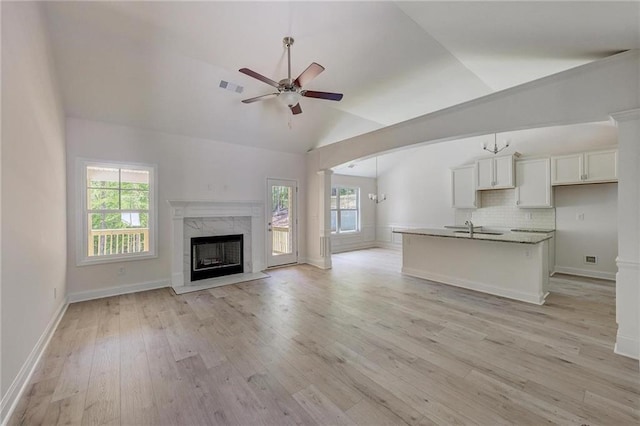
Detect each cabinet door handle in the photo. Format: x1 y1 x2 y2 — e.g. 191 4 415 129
516 200 520 205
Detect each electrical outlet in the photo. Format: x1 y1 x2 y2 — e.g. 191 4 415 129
118 267 126 276
576 213 585 221
525 212 533 220
585 255 597 264
525 250 531 258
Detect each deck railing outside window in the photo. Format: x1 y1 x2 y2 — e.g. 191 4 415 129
88 228 149 256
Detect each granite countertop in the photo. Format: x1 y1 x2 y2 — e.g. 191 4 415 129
510 228 555 233
392 228 553 244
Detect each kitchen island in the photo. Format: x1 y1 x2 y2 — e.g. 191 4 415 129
393 228 552 304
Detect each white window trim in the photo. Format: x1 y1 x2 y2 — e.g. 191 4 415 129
76 158 158 266
331 185 361 235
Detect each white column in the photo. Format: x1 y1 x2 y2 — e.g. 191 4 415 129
611 109 640 360
251 206 266 272
169 204 185 287
316 169 334 269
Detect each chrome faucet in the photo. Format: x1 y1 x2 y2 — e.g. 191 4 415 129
465 220 474 237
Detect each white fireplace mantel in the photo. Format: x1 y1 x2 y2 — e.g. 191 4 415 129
167 200 265 291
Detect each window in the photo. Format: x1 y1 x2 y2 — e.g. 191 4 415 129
331 186 360 233
77 160 157 265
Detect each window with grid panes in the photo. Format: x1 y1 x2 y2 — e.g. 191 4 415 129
330 186 360 233
78 160 157 265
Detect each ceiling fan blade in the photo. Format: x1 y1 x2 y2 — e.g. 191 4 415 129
239 68 280 88
294 62 325 88
290 103 303 115
241 93 279 104
301 90 343 101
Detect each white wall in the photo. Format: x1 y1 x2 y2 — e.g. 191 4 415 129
331 174 376 253
375 138 485 243
66 118 307 296
554 183 618 280
1 0 67 412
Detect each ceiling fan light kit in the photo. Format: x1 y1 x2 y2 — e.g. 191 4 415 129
239 36 344 115
280 90 301 107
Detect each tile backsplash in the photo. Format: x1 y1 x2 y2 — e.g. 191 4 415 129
455 189 555 229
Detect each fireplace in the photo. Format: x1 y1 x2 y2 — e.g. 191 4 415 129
190 234 243 282
168 200 264 292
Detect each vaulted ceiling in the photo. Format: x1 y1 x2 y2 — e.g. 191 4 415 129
43 1 640 154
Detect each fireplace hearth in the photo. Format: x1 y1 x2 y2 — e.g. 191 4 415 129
191 234 243 282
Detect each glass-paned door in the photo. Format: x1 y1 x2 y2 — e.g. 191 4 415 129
267 179 297 267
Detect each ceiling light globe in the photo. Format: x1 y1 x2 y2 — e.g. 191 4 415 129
280 90 301 107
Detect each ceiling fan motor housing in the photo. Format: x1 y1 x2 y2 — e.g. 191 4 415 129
283 36 294 47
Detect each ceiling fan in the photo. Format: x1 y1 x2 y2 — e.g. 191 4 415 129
239 36 343 115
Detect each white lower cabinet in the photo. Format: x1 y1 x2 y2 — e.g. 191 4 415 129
515 158 552 208
451 165 479 209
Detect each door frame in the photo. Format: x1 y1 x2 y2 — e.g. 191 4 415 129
266 178 298 268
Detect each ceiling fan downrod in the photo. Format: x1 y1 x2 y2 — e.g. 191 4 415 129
283 36 294 87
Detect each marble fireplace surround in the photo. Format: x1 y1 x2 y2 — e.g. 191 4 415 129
168 200 266 293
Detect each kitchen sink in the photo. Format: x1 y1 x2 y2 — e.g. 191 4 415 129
454 231 503 235
444 225 482 231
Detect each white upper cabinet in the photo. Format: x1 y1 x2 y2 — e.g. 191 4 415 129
476 155 514 190
551 149 617 185
476 158 494 189
550 154 582 185
451 165 479 209
494 156 515 188
515 158 552 208
584 149 618 183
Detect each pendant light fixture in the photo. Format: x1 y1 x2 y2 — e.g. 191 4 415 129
481 134 510 154
368 156 386 204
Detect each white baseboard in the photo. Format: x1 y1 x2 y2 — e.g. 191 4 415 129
67 278 170 303
331 241 377 254
303 256 332 270
1 298 68 425
614 332 639 360
402 267 546 305
553 266 616 281
375 241 402 251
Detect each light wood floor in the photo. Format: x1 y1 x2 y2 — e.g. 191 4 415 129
10 248 640 425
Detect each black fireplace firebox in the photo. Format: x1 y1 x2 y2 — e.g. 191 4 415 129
191 234 243 282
